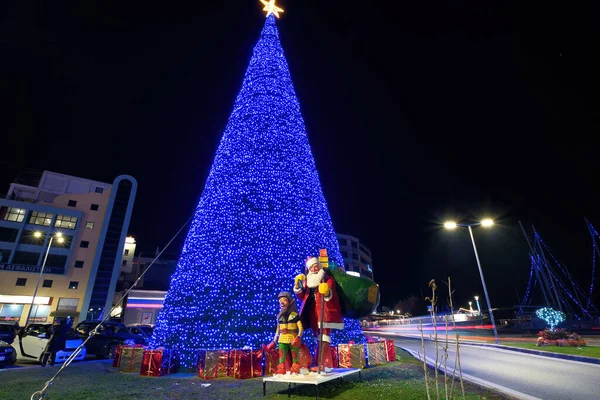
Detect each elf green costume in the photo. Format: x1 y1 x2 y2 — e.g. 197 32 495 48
272 291 303 374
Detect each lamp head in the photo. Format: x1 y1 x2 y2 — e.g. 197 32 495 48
444 221 458 230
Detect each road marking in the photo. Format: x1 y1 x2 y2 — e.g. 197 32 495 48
400 346 543 400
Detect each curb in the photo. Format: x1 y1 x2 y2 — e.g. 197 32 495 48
399 346 541 400
463 342 600 365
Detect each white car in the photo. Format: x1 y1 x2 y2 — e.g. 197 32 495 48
14 323 86 364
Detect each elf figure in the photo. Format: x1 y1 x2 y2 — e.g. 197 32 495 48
271 291 303 374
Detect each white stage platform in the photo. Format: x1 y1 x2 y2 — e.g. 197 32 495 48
262 368 361 398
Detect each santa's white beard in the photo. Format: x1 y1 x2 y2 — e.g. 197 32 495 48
307 268 325 288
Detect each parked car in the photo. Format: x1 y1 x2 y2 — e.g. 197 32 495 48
0 322 19 345
13 323 86 365
127 324 154 345
75 321 144 358
0 340 17 368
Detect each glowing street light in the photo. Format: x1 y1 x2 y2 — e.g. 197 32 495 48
25 231 65 325
444 221 458 230
474 295 481 314
443 219 499 344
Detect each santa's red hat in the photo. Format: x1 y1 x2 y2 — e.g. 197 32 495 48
305 256 319 270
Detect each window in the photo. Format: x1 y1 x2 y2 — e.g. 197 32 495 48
18 230 46 245
16 278 27 286
57 297 79 311
85 221 94 229
122 260 127 266
0 248 11 262
124 249 129 256
95 187 104 194
0 227 20 242
351 241 358 249
352 253 359 260
54 214 78 230
2 207 26 223
68 200 77 207
68 281 79 289
341 251 348 259
50 234 73 248
12 251 41 265
74 260 84 268
90 204 99 211
80 241 89 248
42 279 53 288
28 211 53 226
45 254 68 269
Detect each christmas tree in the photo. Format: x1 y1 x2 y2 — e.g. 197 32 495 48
151 12 366 368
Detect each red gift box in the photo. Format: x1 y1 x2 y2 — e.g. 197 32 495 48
198 350 230 380
384 339 396 362
263 345 280 376
140 348 178 377
330 345 339 368
229 349 263 379
112 345 123 368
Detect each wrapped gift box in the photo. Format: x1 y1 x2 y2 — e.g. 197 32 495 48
119 345 145 373
384 339 396 362
198 350 230 379
263 345 280 376
229 349 263 379
330 345 339 368
112 344 123 368
367 342 387 365
337 343 365 369
140 348 178 377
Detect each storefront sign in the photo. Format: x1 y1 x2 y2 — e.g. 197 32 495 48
0 263 64 275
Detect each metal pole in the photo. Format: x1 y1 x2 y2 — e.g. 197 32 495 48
467 225 500 344
25 235 53 325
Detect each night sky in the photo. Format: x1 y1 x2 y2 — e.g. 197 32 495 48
2 1 599 312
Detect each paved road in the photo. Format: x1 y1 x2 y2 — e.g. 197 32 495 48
373 334 599 400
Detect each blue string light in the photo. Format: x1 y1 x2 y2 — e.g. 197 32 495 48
150 15 365 369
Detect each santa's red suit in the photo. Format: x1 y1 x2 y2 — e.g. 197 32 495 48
295 272 344 337
294 256 343 372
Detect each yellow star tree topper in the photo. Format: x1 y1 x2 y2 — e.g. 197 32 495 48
260 0 284 18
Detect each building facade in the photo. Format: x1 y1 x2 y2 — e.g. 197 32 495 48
0 171 137 325
336 233 374 280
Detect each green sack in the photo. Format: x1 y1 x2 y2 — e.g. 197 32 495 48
328 263 380 319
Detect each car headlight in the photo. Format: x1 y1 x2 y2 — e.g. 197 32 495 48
124 339 136 346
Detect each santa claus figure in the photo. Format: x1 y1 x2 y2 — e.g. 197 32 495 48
294 256 344 372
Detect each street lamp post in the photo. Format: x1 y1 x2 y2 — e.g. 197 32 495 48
474 295 481 314
25 231 64 325
444 219 500 344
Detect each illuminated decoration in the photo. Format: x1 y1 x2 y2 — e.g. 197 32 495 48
151 15 365 368
260 0 283 18
535 307 566 330
518 225 597 320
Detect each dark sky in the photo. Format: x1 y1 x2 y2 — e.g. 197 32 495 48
2 1 599 312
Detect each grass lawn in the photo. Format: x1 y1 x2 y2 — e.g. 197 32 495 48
0 349 508 400
500 342 600 358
